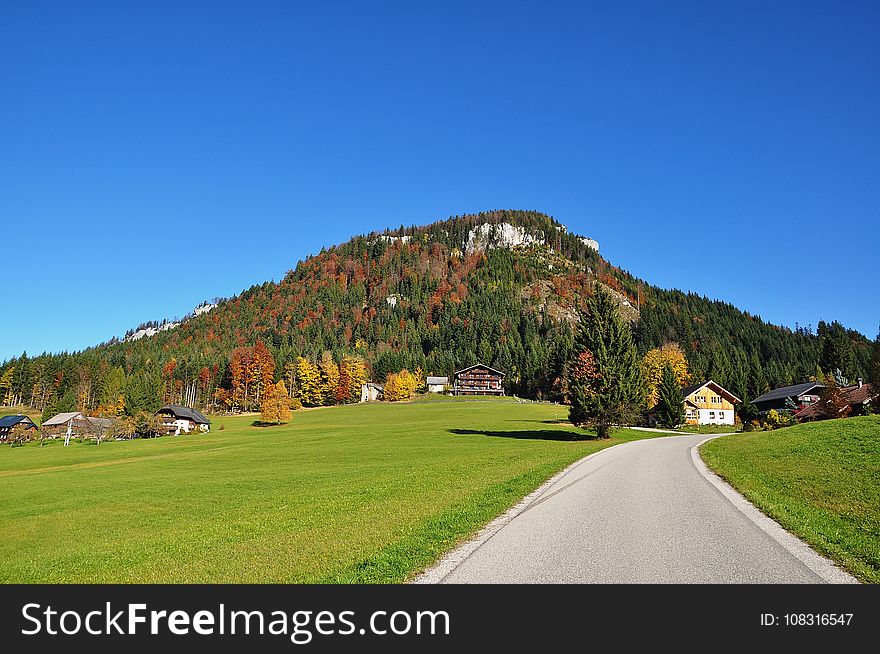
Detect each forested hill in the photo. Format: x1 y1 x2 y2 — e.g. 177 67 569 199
0 210 873 417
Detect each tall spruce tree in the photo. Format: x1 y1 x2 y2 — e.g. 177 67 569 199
655 364 685 428
568 284 644 438
868 327 880 391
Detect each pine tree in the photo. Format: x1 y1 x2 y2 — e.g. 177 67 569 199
655 364 685 428
868 327 880 390
568 285 645 438
818 321 856 381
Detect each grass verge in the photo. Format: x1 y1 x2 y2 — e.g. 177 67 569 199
700 416 880 583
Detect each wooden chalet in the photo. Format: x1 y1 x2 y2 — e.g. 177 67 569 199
40 412 114 440
752 382 825 414
795 379 877 421
649 380 740 426
0 415 38 442
453 364 505 396
155 405 211 435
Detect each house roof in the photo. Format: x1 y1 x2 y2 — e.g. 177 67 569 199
796 382 876 419
753 382 824 405
426 376 449 385
41 412 85 427
453 363 506 377
681 380 741 404
0 415 36 428
156 405 210 424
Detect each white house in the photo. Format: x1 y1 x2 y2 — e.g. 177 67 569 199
426 376 448 393
360 383 384 402
155 405 211 435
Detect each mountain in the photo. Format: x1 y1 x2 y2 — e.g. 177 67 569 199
0 210 873 417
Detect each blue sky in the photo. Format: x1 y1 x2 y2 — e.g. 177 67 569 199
1 1 878 361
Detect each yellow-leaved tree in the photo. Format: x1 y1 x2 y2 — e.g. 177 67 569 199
295 357 322 407
641 342 690 407
261 380 293 425
384 369 421 402
318 352 340 406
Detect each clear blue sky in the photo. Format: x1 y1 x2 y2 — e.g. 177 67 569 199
1 0 878 361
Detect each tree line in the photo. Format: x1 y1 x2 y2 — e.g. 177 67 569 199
0 211 875 422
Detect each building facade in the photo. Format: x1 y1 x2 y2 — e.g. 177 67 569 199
453 364 505 396
426 376 449 393
0 415 38 441
155 405 211 435
681 381 740 425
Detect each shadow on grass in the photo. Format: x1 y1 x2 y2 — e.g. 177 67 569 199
448 428 599 442
507 419 572 425
251 420 285 428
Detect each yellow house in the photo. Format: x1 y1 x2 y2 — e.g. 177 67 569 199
681 381 740 425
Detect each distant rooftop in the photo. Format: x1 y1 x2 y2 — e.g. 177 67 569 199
753 382 824 405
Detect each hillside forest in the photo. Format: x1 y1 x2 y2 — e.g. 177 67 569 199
0 211 875 421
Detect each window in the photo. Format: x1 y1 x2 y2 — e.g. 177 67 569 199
709 411 715 419
711 395 721 404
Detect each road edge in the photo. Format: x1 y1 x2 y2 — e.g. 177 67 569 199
410 436 661 584
692 434 859 585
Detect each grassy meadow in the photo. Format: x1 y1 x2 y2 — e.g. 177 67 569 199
674 424 740 434
0 396 651 583
701 415 880 583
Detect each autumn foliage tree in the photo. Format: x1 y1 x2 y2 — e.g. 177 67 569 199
383 369 421 402
295 357 322 407
336 356 368 404
229 342 276 411
261 380 293 424
318 352 340 406
642 343 689 408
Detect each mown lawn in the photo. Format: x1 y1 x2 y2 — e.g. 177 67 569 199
674 424 740 434
701 416 880 583
0 397 651 583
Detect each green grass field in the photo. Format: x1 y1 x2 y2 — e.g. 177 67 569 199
701 416 880 583
674 424 740 434
0 397 652 583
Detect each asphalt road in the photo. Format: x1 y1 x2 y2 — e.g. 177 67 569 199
439 433 825 583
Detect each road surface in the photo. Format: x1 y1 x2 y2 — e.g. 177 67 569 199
435 433 830 583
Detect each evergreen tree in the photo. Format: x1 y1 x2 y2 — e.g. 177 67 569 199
655 364 685 428
818 321 856 380
868 327 880 390
568 285 644 438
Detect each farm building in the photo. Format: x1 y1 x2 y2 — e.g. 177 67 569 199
752 382 824 414
426 376 448 393
795 379 877 421
360 383 384 402
155 405 211 435
453 364 505 396
648 380 739 426
0 415 38 441
41 412 114 440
